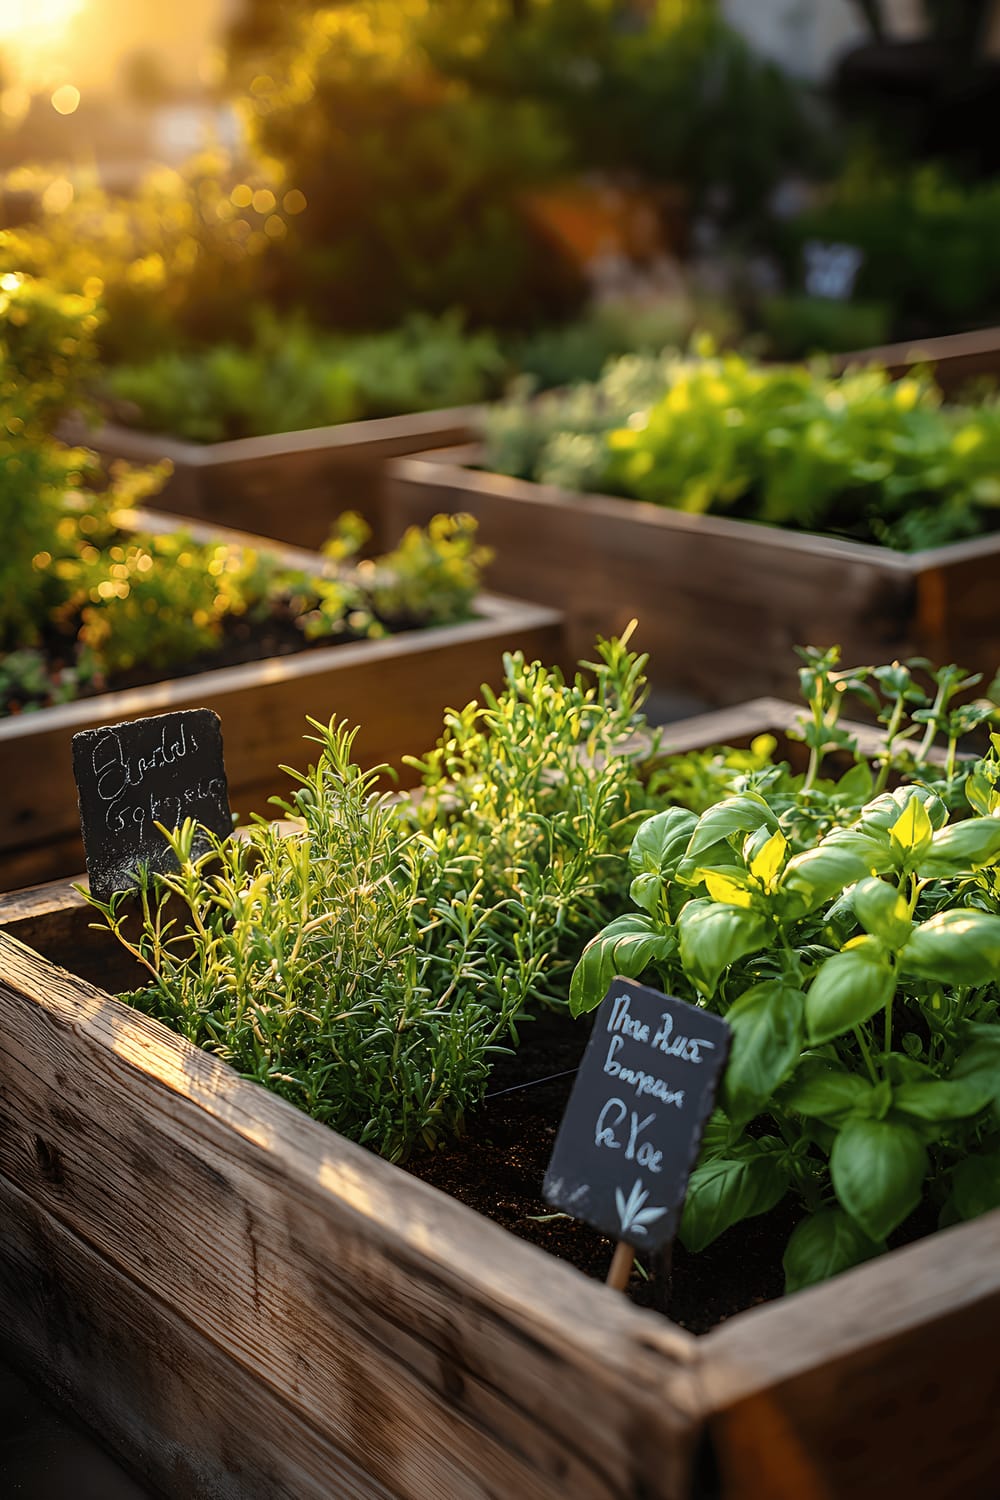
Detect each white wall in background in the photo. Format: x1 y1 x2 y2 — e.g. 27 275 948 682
722 0 926 81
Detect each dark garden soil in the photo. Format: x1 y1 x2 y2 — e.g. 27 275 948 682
3 607 438 718
407 1007 939 1335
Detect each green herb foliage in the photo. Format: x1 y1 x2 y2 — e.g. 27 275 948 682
572 649 1000 1291
0 415 488 713
89 635 661 1160
105 313 508 443
483 345 1000 550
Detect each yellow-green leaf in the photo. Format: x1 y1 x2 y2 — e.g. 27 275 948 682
750 827 787 890
701 869 756 908
889 796 933 862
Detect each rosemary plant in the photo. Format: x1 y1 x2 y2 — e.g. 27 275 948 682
88 633 661 1160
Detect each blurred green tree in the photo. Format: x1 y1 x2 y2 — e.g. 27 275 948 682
243 2 584 328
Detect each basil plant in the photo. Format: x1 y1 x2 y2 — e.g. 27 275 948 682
571 721 1000 1293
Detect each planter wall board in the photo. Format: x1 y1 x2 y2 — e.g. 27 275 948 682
2 696 997 1499
384 446 1000 706
1 498 562 890
60 406 481 552
0 929 703 1500
837 324 1000 397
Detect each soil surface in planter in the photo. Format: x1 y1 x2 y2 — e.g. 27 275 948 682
407 1008 937 1334
3 608 459 718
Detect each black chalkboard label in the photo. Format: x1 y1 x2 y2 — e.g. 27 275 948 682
543 978 731 1252
73 709 232 901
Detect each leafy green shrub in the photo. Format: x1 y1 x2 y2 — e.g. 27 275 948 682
88 634 662 1159
424 1 816 226
784 166 1000 337
243 1 582 329
483 346 1000 550
760 294 891 362
0 156 291 363
105 313 507 442
0 272 101 431
508 295 742 392
572 648 1000 1290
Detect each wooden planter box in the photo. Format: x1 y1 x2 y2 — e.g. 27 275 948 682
59 406 481 552
384 446 1000 707
1 507 561 890
837 324 1000 396
0 697 997 1500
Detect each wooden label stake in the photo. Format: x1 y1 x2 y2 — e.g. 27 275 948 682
606 1241 636 1293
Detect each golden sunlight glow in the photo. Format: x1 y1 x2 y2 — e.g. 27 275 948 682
0 0 87 87
0 0 230 94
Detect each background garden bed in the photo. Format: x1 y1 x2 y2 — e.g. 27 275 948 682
1 501 561 889
0 695 997 1500
384 446 1000 706
60 406 481 552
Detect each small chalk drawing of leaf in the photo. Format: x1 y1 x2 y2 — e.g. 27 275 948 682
615 1178 666 1237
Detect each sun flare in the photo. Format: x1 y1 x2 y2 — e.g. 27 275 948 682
0 0 88 88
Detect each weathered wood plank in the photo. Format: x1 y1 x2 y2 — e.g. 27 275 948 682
0 931 703 1500
66 407 482 551
383 451 936 706
0 1173 398 1500
836 325 1000 396
699 1209 1000 1500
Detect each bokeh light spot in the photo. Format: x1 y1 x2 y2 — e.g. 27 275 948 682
51 84 80 115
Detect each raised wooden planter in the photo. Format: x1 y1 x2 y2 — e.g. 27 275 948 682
1 507 561 890
0 697 997 1500
384 445 1000 706
837 325 1000 396
60 406 481 551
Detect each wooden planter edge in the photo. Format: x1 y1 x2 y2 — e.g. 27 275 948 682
385 446 1000 575
61 406 484 472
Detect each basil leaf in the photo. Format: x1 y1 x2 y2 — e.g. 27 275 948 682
682 795 777 864
919 817 1000 876
893 1076 995 1122
900 910 1000 987
783 1207 885 1294
951 1150 1000 1220
805 944 895 1046
831 1117 928 1241
569 914 675 1017
851 875 912 948
779 844 869 916
722 980 805 1129
677 899 770 997
679 1150 790 1253
783 1057 873 1122
629 808 699 878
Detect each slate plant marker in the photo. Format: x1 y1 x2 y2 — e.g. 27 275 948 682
543 976 731 1291
73 709 232 901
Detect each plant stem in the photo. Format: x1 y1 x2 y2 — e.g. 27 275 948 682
854 1024 879 1084
874 692 905 795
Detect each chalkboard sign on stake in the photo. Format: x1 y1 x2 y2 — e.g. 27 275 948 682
73 709 232 901
543 976 731 1291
